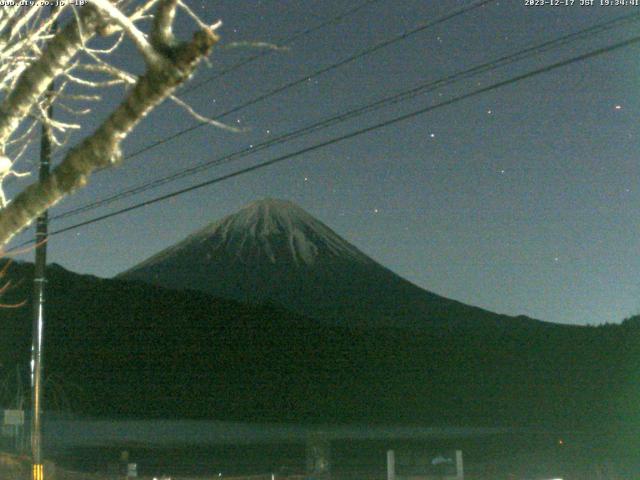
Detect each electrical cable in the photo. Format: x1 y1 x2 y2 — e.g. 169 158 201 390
76 0 495 170
51 11 640 221
50 0 386 166
21 33 640 245
181 0 386 96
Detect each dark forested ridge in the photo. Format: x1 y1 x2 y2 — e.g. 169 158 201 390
0 261 637 433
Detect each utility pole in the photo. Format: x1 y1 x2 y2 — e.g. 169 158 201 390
31 15 55 480
30 96 51 480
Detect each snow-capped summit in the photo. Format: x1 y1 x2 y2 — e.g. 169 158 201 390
196 198 370 266
120 199 535 329
126 198 372 272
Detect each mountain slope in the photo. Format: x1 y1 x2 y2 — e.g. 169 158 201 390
1 262 638 430
120 199 539 329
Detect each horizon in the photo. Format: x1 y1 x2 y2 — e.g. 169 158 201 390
6 1 640 326
12 196 629 328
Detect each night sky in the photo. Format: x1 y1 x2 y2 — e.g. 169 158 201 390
8 0 640 326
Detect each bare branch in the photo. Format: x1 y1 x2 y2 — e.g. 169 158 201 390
89 0 165 67
84 31 124 54
169 94 241 132
63 70 126 88
56 102 93 116
221 41 289 52
57 93 102 102
6 170 30 179
177 0 210 31
152 0 178 48
0 154 30 208
80 56 137 85
8 136 32 164
1 7 64 63
0 25 219 245
6 120 37 147
0 5 104 151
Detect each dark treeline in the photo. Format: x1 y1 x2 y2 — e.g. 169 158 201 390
0 261 637 432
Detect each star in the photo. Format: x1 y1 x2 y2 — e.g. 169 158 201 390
615 104 622 110
429 133 436 138
373 208 379 214
487 109 493 115
554 257 559 263
303 176 308 182
500 169 505 174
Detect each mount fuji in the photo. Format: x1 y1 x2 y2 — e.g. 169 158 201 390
120 198 538 329
0 200 634 426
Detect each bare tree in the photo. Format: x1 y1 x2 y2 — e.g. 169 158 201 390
0 0 223 247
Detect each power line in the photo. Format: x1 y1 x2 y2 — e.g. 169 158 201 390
51 11 640 221
26 33 640 244
51 0 385 166
183 0 491 95
82 0 495 169
181 0 385 96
